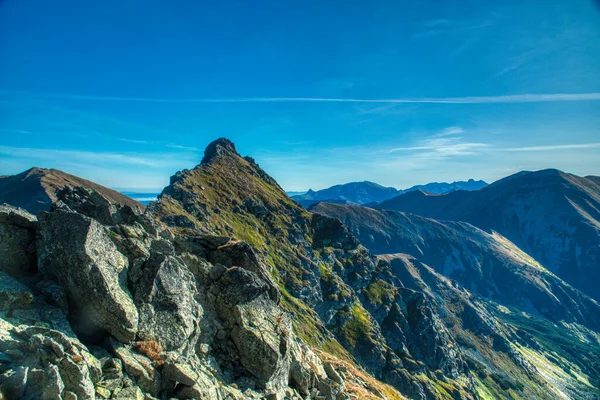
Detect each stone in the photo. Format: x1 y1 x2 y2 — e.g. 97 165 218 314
208 241 280 303
215 267 293 392
0 204 37 276
25 365 65 400
134 255 202 352
161 362 198 386
63 391 77 400
59 357 95 400
95 386 111 399
323 362 343 385
54 186 142 226
0 272 34 311
0 366 28 399
37 209 138 342
112 342 160 395
113 385 144 400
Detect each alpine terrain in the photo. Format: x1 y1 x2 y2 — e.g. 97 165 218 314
0 139 598 400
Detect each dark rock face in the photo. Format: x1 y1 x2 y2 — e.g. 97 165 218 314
0 204 37 276
202 137 238 164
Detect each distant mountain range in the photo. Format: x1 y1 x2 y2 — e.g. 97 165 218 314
291 179 487 208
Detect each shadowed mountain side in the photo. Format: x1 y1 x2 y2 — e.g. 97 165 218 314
310 202 600 331
375 169 600 302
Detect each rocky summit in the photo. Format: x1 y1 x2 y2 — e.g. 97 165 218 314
0 138 599 400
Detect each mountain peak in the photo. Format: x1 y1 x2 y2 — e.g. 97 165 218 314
201 138 238 164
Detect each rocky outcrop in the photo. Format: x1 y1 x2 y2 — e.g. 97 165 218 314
0 204 37 276
0 170 361 400
37 209 139 342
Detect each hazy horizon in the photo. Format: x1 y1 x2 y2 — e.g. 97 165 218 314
1 0 599 191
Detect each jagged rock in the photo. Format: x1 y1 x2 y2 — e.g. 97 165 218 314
58 357 96 400
113 385 144 400
202 138 238 164
289 343 327 396
311 213 359 250
37 209 138 342
323 362 343 385
55 186 141 226
0 272 34 311
208 241 280 304
112 342 160 396
0 204 37 276
134 255 202 352
24 365 65 400
213 266 293 391
0 366 28 399
62 391 77 400
162 362 220 399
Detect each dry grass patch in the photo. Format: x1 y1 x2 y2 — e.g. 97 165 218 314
134 340 163 365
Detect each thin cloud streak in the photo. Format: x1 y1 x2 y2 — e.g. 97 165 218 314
501 143 600 151
0 145 198 168
2 90 600 104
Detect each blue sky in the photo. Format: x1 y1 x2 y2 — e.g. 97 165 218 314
1 0 599 191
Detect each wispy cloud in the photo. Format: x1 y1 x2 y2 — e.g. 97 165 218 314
2 90 600 104
433 126 463 137
413 18 493 39
385 127 489 159
500 143 600 152
0 145 198 168
166 144 202 151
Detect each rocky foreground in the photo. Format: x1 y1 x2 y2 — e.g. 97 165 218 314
0 138 599 400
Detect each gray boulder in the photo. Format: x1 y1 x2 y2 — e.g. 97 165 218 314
37 209 138 342
134 255 202 352
0 272 34 311
214 266 292 392
208 240 281 304
0 204 37 276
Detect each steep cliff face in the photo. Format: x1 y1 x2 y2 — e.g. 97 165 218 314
376 169 600 302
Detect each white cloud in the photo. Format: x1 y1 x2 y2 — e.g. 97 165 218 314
3 89 600 104
0 145 198 168
500 143 600 152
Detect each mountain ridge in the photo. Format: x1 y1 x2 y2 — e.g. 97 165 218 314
292 179 487 208
0 167 144 215
375 168 600 302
